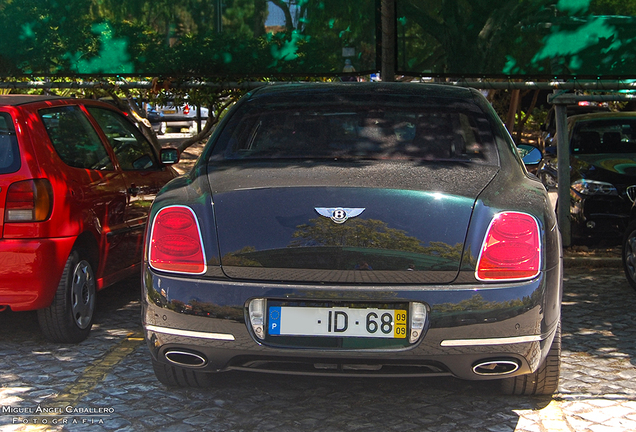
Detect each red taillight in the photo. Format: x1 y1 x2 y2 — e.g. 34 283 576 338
5 179 53 222
183 104 190 115
148 206 206 274
476 212 541 281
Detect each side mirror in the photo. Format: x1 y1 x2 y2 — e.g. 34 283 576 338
517 144 542 166
523 147 543 166
160 148 180 165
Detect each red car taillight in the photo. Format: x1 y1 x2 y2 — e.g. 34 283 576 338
183 104 190 115
476 212 541 281
148 206 206 274
5 179 53 222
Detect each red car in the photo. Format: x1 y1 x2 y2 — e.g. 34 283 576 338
0 95 179 342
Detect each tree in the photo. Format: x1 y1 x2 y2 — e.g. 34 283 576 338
289 217 427 253
397 0 553 75
2 1 635 79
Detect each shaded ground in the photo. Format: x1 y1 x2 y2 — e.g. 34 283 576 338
565 245 621 258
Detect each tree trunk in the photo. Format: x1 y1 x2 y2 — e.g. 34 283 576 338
381 0 396 82
515 90 539 144
506 89 520 139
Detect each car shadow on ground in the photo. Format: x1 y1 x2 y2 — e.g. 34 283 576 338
167 371 552 431
1 275 553 432
0 275 142 343
116 338 553 431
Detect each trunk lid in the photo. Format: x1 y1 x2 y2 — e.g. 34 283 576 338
210 161 498 284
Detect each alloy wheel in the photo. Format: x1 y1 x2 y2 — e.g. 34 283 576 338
70 260 96 330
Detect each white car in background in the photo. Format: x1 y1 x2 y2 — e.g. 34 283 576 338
147 102 209 135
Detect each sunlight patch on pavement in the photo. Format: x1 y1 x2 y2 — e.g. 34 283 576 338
514 399 572 432
538 399 572 431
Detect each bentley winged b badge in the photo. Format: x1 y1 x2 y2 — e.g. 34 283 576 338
315 207 365 224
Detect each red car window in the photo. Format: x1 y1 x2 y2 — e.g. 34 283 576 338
40 106 113 170
0 112 19 174
86 107 160 171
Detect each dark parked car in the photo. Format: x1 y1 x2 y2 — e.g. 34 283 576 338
0 95 179 343
538 112 636 243
142 83 562 395
538 101 610 150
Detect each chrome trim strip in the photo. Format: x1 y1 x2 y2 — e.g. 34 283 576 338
440 335 542 347
146 325 235 341
627 185 636 203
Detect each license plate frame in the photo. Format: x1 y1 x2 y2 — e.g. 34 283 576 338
267 304 408 339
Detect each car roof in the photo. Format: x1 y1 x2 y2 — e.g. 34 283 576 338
569 111 636 123
0 94 64 106
248 82 476 100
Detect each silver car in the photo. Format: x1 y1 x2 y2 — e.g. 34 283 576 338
147 102 209 135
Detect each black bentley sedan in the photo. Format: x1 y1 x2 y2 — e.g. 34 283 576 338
142 83 563 395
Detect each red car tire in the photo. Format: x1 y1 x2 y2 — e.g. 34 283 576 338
37 249 96 343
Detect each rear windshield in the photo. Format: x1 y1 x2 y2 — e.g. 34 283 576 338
0 112 20 174
212 93 497 164
572 118 636 154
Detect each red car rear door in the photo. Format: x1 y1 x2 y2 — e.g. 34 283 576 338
84 106 176 271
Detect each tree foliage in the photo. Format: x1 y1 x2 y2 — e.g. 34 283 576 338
397 0 568 75
398 0 636 77
289 217 467 263
0 1 635 79
0 0 377 77
290 217 427 253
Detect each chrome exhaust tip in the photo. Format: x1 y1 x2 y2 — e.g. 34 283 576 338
164 350 207 367
472 359 520 376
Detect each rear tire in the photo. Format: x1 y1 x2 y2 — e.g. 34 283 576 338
151 357 214 388
623 221 636 291
37 250 96 343
500 322 561 395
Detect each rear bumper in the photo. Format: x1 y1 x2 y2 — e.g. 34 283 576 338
142 263 562 381
0 237 76 310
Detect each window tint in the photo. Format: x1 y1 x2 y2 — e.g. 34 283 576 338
40 106 113 170
215 95 495 164
573 119 636 154
87 107 159 171
0 112 20 174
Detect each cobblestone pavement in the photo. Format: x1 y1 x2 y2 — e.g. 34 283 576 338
1 265 636 432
